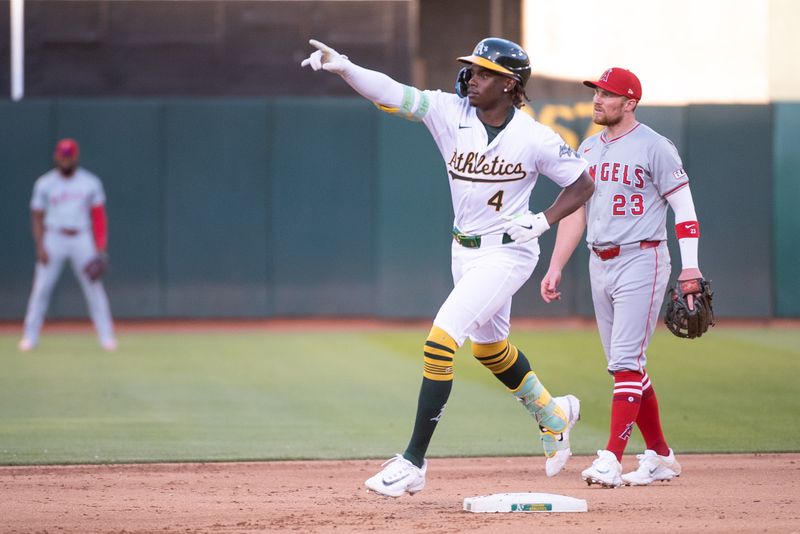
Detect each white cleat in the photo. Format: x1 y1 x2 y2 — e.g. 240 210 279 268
365 454 427 497
101 339 118 352
622 448 682 486
581 449 623 488
542 394 581 477
17 338 35 352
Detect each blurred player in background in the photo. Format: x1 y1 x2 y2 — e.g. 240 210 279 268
18 139 117 352
302 37 594 497
540 68 701 487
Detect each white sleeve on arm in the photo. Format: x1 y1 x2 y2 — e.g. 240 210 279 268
666 184 700 269
338 63 405 108
339 62 430 122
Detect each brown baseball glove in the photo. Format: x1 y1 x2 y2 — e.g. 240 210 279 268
83 253 108 282
664 278 715 339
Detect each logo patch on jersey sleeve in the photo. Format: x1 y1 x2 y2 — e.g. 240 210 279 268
559 143 579 159
672 168 687 180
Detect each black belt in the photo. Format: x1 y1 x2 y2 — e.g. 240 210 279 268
452 228 514 248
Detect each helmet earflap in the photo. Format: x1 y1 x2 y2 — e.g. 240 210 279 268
455 67 472 98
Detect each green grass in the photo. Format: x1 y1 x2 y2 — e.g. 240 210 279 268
1 326 798 465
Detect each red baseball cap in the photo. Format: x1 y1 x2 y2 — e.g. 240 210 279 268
54 138 80 158
584 68 642 101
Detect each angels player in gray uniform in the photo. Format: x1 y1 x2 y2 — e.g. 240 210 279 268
302 37 594 497
18 139 117 352
541 68 703 487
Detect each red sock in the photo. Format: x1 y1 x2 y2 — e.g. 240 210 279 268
605 370 643 461
636 372 670 456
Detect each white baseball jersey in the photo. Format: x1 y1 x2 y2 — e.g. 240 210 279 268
31 168 106 231
365 78 589 344
578 123 688 246
397 89 587 235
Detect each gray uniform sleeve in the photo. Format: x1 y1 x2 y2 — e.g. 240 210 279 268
90 174 107 206
650 137 689 196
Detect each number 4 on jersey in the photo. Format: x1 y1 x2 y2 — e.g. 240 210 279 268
488 190 504 211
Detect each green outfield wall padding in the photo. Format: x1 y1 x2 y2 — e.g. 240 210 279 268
162 100 272 316
0 101 54 320
269 98 377 315
686 105 773 317
375 113 452 318
773 103 800 317
0 98 791 320
636 106 687 156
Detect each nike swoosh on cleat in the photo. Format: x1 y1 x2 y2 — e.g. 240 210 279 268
382 473 409 485
649 467 658 474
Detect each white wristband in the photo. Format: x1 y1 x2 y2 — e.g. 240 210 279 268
678 236 699 269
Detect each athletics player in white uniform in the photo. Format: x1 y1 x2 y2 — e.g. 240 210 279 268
18 139 117 352
302 37 594 497
541 68 702 487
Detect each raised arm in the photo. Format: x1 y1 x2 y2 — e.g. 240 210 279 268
301 39 405 109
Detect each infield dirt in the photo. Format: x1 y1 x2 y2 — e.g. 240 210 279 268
1 453 798 533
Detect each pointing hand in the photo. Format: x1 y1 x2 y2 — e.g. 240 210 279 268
300 39 350 75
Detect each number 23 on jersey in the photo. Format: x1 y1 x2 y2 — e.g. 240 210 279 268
612 193 644 216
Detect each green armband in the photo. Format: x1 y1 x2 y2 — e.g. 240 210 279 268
374 86 429 122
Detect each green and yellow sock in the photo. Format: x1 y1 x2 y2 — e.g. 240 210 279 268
403 326 457 468
472 339 530 389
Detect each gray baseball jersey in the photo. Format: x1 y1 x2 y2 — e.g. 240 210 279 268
31 167 106 229
578 123 688 246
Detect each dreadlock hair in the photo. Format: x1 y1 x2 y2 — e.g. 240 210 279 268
511 81 530 109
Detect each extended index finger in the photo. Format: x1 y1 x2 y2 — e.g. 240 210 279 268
309 39 335 54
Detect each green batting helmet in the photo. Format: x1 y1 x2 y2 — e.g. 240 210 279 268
457 37 531 86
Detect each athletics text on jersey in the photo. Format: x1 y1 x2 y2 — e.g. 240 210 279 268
388 87 587 236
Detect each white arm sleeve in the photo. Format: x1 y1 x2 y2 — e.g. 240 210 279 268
338 62 431 122
666 184 700 269
666 183 697 222
338 62 405 109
